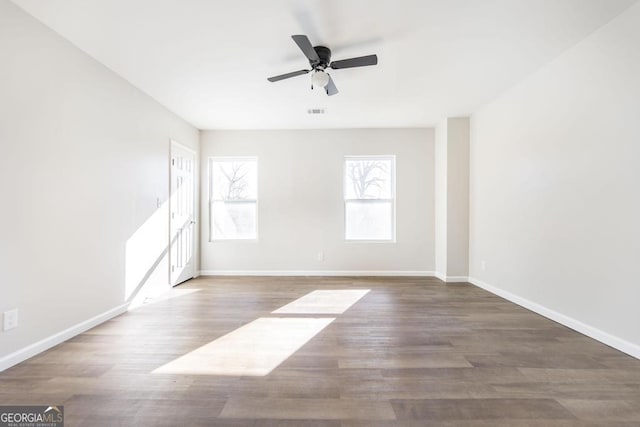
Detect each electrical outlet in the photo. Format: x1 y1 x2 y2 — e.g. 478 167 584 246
481 260 486 271
317 251 324 261
3 309 18 331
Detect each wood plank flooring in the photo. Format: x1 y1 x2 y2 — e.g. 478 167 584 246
1 276 639 426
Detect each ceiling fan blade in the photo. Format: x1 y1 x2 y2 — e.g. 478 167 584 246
267 69 310 82
326 74 338 96
330 54 378 69
292 35 320 63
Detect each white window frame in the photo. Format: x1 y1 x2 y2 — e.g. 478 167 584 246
343 155 396 242
209 156 258 242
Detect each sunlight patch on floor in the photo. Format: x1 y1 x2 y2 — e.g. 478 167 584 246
272 289 370 314
130 288 201 310
152 317 335 376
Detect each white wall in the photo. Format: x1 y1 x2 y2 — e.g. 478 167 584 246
470 2 640 355
0 1 199 364
446 118 470 279
435 118 470 281
200 129 434 274
434 121 448 277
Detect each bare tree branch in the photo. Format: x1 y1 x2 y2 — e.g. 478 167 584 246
348 160 389 199
220 162 249 200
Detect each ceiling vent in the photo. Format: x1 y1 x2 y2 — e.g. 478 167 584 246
307 108 326 115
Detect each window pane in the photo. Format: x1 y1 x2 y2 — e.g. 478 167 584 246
212 160 257 200
345 201 393 240
210 158 258 241
212 201 257 240
345 159 392 199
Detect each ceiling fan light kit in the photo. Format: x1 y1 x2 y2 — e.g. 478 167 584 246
311 71 330 89
267 34 378 96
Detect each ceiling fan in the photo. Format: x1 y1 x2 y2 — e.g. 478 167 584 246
267 35 378 96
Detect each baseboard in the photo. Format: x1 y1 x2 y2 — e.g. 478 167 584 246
0 303 129 372
434 272 469 283
468 277 640 360
199 270 436 277
445 275 469 283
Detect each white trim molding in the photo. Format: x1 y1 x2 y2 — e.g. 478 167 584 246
444 276 469 283
434 272 469 283
0 303 129 372
468 277 640 360
199 270 436 277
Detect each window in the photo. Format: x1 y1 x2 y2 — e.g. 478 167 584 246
209 157 257 240
344 156 395 241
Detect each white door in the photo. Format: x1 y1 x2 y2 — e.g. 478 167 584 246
170 141 196 286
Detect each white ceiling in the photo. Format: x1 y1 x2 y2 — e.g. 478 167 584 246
13 0 637 129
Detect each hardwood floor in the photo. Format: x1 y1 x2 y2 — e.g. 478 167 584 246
1 276 639 426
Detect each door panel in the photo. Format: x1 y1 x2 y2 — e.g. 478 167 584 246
170 142 195 286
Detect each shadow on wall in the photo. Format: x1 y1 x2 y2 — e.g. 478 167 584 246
125 197 171 309
125 179 191 309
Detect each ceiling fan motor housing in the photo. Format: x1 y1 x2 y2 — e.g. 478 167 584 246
313 46 332 69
